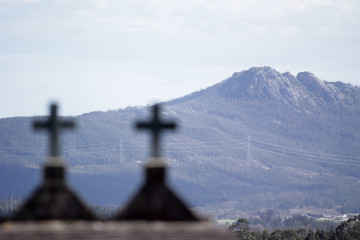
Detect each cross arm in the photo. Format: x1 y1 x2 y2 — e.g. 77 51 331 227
33 121 50 129
60 121 76 128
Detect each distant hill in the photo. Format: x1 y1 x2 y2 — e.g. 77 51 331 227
1 66 360 215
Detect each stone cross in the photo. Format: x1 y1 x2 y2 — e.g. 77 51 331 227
33 103 75 157
136 104 176 159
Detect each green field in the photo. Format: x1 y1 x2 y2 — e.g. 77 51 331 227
217 219 236 225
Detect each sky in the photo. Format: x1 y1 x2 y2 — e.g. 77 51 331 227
0 0 359 118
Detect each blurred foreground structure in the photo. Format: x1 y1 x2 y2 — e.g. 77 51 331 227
0 103 233 239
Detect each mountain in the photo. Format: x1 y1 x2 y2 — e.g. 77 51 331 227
1 66 360 216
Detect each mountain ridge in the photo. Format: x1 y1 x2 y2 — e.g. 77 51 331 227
1 66 360 215
185 67 359 107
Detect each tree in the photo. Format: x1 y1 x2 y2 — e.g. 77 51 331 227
262 230 270 240
335 214 360 240
282 229 298 240
328 227 337 240
229 218 254 240
269 230 282 240
306 229 316 240
297 228 307 239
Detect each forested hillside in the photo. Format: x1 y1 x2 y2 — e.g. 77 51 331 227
1 66 359 215
228 214 360 240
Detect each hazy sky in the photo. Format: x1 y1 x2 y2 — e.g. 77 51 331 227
1 0 359 118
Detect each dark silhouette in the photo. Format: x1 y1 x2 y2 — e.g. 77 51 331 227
12 103 95 220
115 104 199 221
136 103 176 159
33 103 75 157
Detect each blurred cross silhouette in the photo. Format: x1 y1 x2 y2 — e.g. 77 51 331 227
136 104 176 158
33 103 75 157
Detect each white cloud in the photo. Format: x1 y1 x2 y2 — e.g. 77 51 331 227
94 0 110 9
23 0 41 3
0 0 41 3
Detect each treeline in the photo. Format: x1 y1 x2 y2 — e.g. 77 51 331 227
228 214 360 240
248 210 335 231
0 195 22 218
89 205 120 219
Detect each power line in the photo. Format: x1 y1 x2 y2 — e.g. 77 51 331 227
1 135 359 167
251 145 360 167
251 138 360 159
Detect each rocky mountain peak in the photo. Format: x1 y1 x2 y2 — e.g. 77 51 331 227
217 67 306 105
171 66 359 110
297 72 332 96
213 67 360 108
